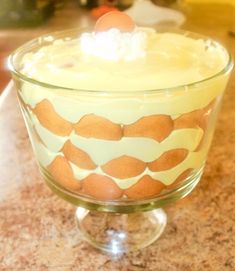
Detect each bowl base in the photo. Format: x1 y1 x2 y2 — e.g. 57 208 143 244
43 166 204 213
75 207 167 254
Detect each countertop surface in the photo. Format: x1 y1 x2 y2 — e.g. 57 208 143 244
1 2 235 271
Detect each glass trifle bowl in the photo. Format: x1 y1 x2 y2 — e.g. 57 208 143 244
9 14 233 253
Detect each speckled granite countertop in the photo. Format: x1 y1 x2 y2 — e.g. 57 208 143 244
1 4 235 271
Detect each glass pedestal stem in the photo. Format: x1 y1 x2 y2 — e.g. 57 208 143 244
75 207 167 254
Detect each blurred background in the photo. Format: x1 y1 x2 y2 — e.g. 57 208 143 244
0 0 234 93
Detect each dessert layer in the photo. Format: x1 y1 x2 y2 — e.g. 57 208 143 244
33 139 206 188
20 79 226 124
25 101 207 190
20 29 229 91
31 113 203 164
68 149 206 188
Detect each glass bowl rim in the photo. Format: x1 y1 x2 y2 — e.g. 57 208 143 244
8 27 234 95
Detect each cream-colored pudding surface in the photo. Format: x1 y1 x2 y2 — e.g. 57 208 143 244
21 28 228 91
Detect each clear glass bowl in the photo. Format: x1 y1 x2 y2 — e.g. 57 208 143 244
9 28 233 254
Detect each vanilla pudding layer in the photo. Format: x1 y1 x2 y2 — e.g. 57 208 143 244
21 30 228 91
20 77 227 125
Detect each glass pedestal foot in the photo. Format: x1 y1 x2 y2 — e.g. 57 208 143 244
75 207 167 254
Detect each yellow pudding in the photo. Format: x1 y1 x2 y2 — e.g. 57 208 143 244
20 29 228 91
13 21 231 200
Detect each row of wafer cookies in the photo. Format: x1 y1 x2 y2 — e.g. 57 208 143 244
48 155 193 200
31 98 215 140
36 132 192 180
62 139 189 178
32 114 204 159
32 123 203 184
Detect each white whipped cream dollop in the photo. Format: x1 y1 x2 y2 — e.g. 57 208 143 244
80 28 147 61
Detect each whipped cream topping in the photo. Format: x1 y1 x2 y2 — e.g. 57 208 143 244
80 28 147 61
